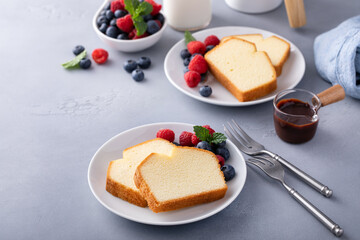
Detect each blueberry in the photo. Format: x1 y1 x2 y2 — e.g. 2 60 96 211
132 69 145 82
117 33 128 40
196 141 213 152
146 20 160 34
201 73 207 82
72 45 85 56
106 26 119 38
221 164 235 181
114 10 127 18
123 60 138 73
103 2 111 10
183 58 190 66
155 13 165 24
105 10 114 20
79 58 91 69
183 66 189 73
173 142 180 146
143 14 153 22
99 23 108 33
206 45 215 53
137 57 151 69
199 85 212 97
190 53 203 60
97 15 108 26
214 140 226 149
216 147 230 161
110 18 117 26
180 49 191 59
100 10 106 16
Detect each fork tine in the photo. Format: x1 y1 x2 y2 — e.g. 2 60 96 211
223 125 249 153
231 119 263 147
226 121 251 147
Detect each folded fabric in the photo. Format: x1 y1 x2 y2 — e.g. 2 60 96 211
314 15 360 99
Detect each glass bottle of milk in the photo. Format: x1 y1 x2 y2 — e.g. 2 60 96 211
163 0 212 31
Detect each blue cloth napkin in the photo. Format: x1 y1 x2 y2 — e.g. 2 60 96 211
314 15 360 99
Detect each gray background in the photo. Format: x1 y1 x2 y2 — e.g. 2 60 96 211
1 0 360 239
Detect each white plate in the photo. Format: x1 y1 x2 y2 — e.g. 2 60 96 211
88 122 247 225
164 26 306 107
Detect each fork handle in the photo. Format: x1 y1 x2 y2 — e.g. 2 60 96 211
265 152 333 198
284 185 343 237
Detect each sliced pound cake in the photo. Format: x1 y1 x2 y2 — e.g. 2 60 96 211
221 34 290 76
205 38 277 102
106 138 175 207
134 147 227 213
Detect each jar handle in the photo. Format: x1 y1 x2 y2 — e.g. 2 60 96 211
317 85 346 107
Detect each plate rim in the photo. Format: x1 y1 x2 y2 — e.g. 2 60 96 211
88 122 247 225
164 26 306 107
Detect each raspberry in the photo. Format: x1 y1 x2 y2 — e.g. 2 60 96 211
130 28 149 39
179 131 194 146
184 71 201 88
191 134 201 146
202 125 215 135
145 0 162 16
216 155 225 167
188 55 208 74
92 49 108 64
111 0 125 12
204 35 220 47
154 20 162 28
187 41 206 55
156 129 175 142
116 15 134 33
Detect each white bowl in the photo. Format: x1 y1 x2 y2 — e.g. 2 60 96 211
93 0 167 52
225 0 282 14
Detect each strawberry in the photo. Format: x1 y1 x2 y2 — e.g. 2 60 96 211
116 15 134 33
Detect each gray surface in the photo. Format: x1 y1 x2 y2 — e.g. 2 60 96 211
1 0 360 239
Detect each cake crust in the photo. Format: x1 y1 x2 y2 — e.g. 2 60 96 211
205 38 277 102
134 147 228 213
106 161 148 207
105 138 175 207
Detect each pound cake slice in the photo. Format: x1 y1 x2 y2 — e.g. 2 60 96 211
221 34 290 76
106 138 175 207
134 147 227 213
205 38 277 102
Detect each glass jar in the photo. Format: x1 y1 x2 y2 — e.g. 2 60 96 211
163 0 212 31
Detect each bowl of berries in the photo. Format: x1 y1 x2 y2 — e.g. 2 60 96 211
93 0 166 52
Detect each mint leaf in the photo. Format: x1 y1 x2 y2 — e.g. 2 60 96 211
185 31 196 45
194 125 227 144
135 1 153 16
62 50 86 69
124 0 136 15
134 20 147 36
211 132 227 144
193 126 212 142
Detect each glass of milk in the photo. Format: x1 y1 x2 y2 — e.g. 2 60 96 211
163 0 212 31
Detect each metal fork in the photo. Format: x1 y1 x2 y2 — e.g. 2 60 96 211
246 156 343 237
224 119 333 198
